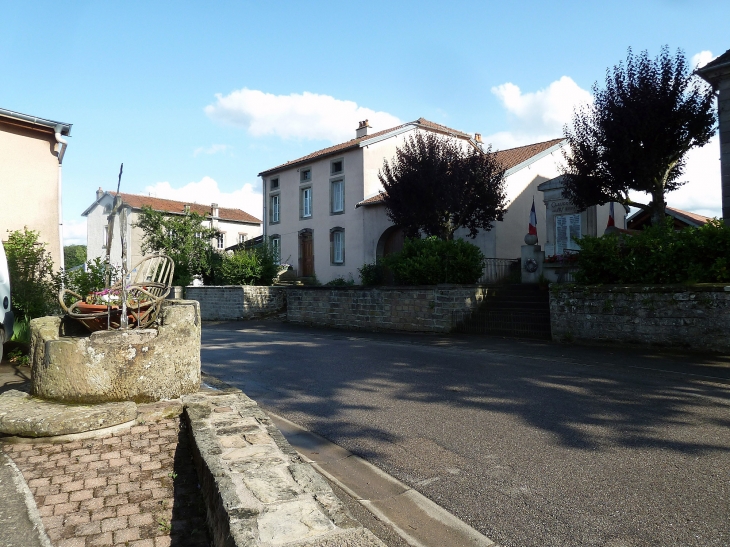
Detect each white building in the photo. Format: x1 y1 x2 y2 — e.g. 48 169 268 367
82 190 262 270
258 117 625 284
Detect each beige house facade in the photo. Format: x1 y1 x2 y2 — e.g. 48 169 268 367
259 118 625 284
0 107 72 268
82 190 262 271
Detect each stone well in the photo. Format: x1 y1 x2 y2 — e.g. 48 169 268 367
30 299 201 404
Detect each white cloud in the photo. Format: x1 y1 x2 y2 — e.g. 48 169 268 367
144 176 262 219
691 50 715 70
488 76 593 149
204 88 402 143
663 135 721 218
193 144 231 157
63 218 87 246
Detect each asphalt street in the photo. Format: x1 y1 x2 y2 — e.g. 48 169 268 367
201 321 730 547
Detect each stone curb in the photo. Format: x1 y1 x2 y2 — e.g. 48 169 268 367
181 387 386 547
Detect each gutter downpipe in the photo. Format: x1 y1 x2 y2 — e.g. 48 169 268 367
55 125 68 272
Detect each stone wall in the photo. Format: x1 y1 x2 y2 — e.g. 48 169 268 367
550 284 730 352
185 286 286 321
287 286 489 333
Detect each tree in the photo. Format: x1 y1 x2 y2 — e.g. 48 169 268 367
134 206 221 286
3 228 55 320
561 46 716 226
64 244 87 270
378 132 507 240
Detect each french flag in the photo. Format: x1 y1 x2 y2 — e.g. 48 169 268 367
607 202 615 228
528 197 538 236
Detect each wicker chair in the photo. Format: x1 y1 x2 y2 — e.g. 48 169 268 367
59 254 175 332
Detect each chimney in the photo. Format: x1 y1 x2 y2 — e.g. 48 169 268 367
184 204 191 213
356 119 371 139
96 187 104 200
211 203 219 218
474 133 483 143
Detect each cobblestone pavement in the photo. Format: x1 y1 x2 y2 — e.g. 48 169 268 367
1 417 210 547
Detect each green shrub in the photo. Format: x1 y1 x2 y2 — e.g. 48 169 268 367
11 318 31 344
358 262 387 286
218 245 280 286
325 275 355 286
575 218 730 284
384 237 484 285
3 228 56 320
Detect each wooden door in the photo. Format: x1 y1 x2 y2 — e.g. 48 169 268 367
299 231 314 277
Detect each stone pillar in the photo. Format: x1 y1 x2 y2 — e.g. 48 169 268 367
521 235 544 284
698 50 730 223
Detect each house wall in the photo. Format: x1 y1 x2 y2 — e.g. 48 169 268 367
0 120 62 267
550 284 730 352
287 285 488 333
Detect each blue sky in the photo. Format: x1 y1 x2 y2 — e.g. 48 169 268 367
1 1 728 245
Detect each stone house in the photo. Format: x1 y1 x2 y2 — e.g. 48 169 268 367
258 117 624 284
0 107 72 268
82 190 262 270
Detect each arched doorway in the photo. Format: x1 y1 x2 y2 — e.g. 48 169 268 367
376 226 405 260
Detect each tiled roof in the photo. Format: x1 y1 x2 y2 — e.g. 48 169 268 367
493 138 564 170
666 206 712 226
258 118 473 177
108 192 261 224
355 138 565 208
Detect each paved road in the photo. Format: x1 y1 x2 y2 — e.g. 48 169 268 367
201 321 730 547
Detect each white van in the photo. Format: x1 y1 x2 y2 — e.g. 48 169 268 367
0 242 14 361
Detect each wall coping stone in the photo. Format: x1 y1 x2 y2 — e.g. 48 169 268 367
551 283 730 294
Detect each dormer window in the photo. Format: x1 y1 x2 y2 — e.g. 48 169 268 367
300 168 311 183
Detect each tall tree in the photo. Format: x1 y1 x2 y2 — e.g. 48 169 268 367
134 207 221 286
561 46 716 225
378 132 507 240
63 244 87 270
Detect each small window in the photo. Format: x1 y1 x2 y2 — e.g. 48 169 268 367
270 178 279 190
270 236 281 265
238 234 247 244
103 204 112 214
301 187 312 218
331 179 344 213
331 159 343 175
300 168 311 183
216 234 225 250
102 226 108 249
270 194 280 223
331 228 344 264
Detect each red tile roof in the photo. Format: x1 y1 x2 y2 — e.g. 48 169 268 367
355 138 565 207
258 118 473 177
108 192 261 224
666 206 712 226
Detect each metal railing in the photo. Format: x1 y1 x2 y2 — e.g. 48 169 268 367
479 258 520 284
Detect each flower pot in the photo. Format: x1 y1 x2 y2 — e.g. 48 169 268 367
74 301 153 332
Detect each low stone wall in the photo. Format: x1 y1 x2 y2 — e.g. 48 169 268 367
185 286 286 321
550 284 730 352
287 286 489 333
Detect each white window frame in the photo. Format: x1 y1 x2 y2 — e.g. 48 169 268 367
301 187 312 218
238 233 247 244
102 225 108 249
330 179 344 214
270 194 280 224
270 235 281 265
216 233 225 250
331 228 344 265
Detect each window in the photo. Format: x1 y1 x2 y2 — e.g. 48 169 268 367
331 228 344 264
301 187 312 218
238 233 247 244
330 159 343 175
331 179 344 213
270 178 279 190
270 194 280 223
270 235 281 264
216 234 225 250
300 168 311 183
102 226 108 249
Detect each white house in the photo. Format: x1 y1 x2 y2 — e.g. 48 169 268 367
258 117 625 284
0 107 72 268
82 190 262 270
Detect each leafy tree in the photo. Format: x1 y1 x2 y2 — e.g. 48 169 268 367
63 244 87 270
562 46 716 225
378 132 507 240
3 228 56 320
134 206 221 286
